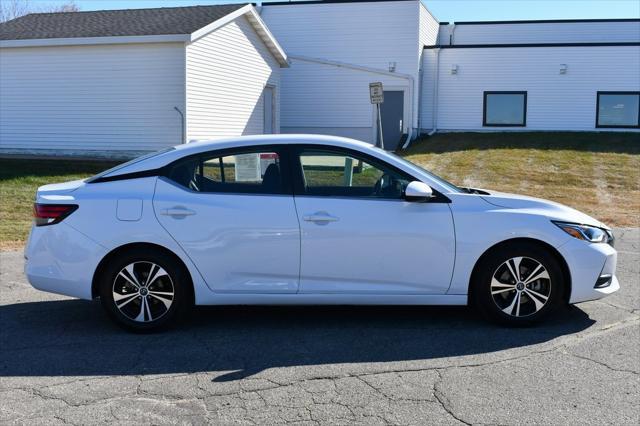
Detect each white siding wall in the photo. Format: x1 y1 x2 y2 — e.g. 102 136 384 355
261 1 420 141
445 21 640 45
0 43 185 155
279 58 409 143
419 4 440 49
185 15 280 141
419 48 438 132
418 3 441 133
420 45 640 131
262 1 418 73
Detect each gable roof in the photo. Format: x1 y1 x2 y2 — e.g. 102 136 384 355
0 3 288 66
0 4 246 40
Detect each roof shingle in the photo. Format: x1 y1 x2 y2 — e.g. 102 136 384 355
0 4 247 40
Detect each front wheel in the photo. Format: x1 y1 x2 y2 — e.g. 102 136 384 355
99 249 191 332
472 242 565 326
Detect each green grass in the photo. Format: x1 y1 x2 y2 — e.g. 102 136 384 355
0 132 638 249
0 158 120 249
402 132 640 228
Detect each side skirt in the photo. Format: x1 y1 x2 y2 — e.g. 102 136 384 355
195 293 468 306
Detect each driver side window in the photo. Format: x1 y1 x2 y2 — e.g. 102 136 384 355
297 149 410 199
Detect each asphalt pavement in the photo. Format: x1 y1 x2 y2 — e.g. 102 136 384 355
0 229 638 425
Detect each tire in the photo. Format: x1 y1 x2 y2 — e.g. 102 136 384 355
99 248 192 332
472 242 565 326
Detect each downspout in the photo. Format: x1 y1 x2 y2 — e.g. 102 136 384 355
174 106 185 144
404 54 424 149
428 47 440 136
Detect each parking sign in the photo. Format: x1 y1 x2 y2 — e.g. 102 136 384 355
369 82 384 104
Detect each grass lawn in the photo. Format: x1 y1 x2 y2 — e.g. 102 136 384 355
0 131 638 250
0 159 119 250
403 132 640 228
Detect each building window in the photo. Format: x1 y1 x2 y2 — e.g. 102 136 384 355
596 92 640 128
483 91 527 127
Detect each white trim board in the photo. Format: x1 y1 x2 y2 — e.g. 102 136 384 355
0 34 190 48
0 4 289 67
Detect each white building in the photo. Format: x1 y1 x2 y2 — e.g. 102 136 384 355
261 0 438 150
0 0 638 157
261 0 640 150
0 4 288 157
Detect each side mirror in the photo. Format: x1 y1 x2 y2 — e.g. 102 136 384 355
404 181 433 202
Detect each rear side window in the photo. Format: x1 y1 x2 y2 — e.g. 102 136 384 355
166 148 288 195
86 147 175 183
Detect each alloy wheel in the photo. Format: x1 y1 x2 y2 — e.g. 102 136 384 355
112 261 175 322
490 256 552 317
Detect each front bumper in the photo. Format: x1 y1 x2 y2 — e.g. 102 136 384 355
556 237 619 304
24 222 107 300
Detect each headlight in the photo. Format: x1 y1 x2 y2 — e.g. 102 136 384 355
553 221 613 244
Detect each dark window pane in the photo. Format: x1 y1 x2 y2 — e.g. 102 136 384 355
485 93 526 126
598 94 639 127
167 150 283 194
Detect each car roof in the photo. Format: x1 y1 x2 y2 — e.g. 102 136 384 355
174 134 374 153
92 134 460 194
99 134 378 178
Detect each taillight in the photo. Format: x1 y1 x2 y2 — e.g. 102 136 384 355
33 204 78 226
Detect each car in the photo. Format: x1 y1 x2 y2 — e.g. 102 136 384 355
25 134 618 331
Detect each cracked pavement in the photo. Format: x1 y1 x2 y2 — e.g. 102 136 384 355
1 228 638 425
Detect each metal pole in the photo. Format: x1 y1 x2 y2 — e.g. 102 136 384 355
377 103 384 150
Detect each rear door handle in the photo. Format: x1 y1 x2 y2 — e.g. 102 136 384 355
161 207 196 217
303 212 339 223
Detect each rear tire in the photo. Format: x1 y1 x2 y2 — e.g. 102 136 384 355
472 242 564 326
99 248 191 332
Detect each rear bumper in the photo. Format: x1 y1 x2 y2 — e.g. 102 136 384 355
557 238 619 304
24 223 107 300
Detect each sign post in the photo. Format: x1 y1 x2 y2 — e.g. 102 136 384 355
369 82 384 150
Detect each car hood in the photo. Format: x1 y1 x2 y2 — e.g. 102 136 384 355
477 189 607 229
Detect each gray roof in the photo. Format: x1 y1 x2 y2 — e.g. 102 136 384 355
0 4 247 40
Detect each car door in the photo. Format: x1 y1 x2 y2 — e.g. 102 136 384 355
153 145 300 293
291 145 455 294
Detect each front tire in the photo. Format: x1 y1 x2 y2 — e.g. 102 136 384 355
472 242 565 326
99 249 191 332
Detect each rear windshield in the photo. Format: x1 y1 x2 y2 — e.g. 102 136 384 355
85 148 175 183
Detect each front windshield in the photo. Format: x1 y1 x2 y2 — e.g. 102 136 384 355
85 147 175 183
386 151 462 194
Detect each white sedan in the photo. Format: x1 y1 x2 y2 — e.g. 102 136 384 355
25 135 618 331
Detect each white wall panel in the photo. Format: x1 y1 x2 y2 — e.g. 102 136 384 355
279 58 409 143
262 1 418 75
262 1 423 139
0 43 185 154
450 21 640 45
420 45 640 131
185 15 280 141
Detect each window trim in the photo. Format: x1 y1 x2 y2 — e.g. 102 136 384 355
483 91 528 127
162 144 294 196
595 91 640 129
290 144 450 203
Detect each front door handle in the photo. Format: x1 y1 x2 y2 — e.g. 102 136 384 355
161 207 196 218
303 212 339 223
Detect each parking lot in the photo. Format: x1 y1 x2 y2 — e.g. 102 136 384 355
0 228 638 425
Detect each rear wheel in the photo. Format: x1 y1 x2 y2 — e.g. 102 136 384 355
99 249 191 332
473 242 565 326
